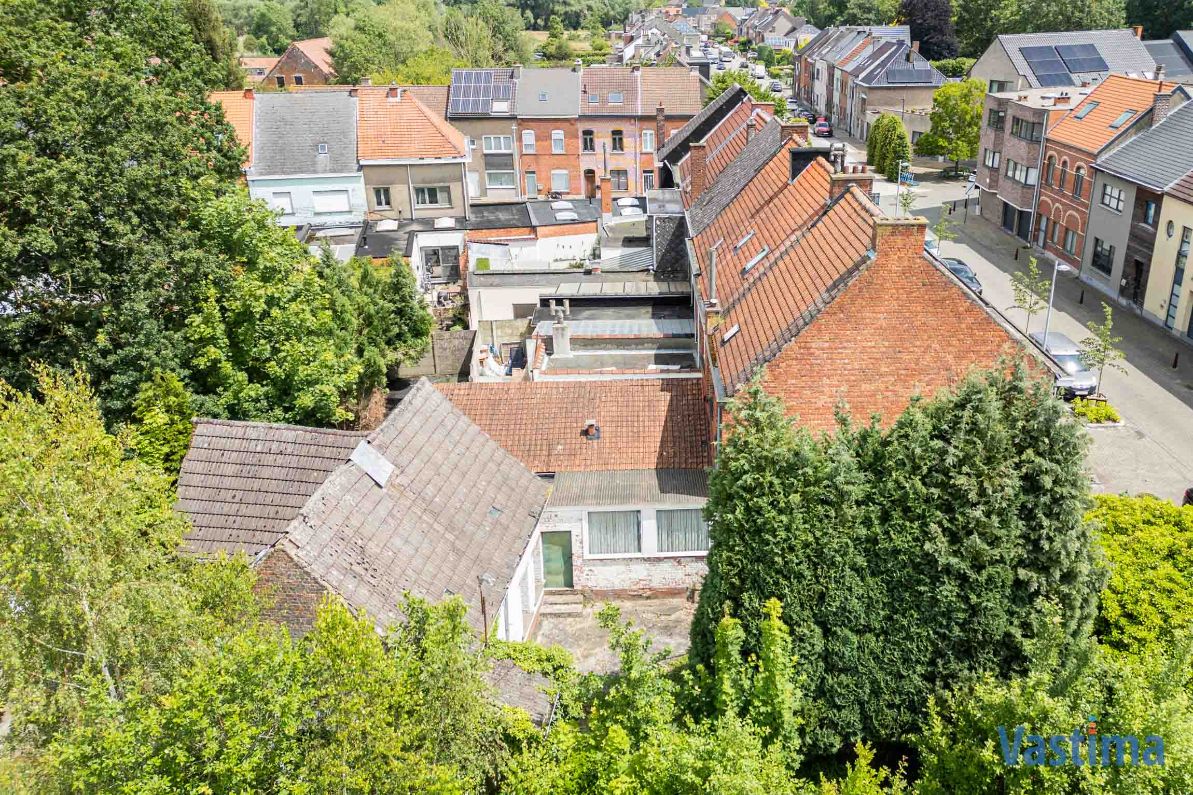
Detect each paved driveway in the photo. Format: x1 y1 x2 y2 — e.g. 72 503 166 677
895 173 1193 501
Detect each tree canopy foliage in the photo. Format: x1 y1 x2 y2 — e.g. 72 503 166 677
692 365 1101 755
707 70 788 117
954 0 1126 57
915 78 985 170
899 0 959 60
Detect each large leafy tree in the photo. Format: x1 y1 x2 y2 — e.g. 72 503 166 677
899 0 958 60
250 0 298 53
707 70 788 118
0 369 257 773
691 365 1101 754
1126 0 1193 39
915 78 984 172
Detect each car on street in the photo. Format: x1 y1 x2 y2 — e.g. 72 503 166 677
940 257 983 295
1028 331 1099 399
769 80 783 92
715 61 726 70
720 51 734 62
747 50 758 58
798 109 817 123
813 118 833 137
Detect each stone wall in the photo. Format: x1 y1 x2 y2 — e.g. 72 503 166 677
396 329 476 379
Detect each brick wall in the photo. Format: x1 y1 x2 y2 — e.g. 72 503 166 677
1037 139 1094 267
254 546 327 637
264 46 331 88
519 118 582 198
760 218 1022 432
396 329 476 379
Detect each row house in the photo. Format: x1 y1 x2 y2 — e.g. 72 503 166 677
839 39 945 143
263 37 336 89
793 26 912 125
447 65 704 204
975 86 1092 239
740 8 804 45
1084 98 1193 330
1036 75 1184 271
970 28 1156 95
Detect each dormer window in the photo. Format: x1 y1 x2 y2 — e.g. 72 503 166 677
539 91 548 101
316 143 328 155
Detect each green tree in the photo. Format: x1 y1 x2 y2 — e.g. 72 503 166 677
707 70 788 117
692 365 1100 755
380 46 466 84
1009 255 1050 333
915 78 984 173
128 370 195 477
251 0 297 53
866 113 899 174
1079 302 1127 395
1089 495 1193 658
883 121 911 181
930 56 977 77
1126 0 1193 39
713 20 735 39
818 743 909 794
0 369 257 768
328 0 437 84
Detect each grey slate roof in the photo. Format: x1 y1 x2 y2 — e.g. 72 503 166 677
177 419 365 556
548 468 708 507
515 68 581 117
997 29 1156 88
252 91 359 176
278 379 549 634
1096 98 1193 191
853 41 946 87
687 118 783 234
1145 33 1193 79
656 83 748 165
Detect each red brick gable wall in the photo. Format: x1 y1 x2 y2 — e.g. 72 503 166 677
254 545 327 637
265 46 332 87
760 243 1023 432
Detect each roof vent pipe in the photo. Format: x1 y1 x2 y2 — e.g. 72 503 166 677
708 245 718 305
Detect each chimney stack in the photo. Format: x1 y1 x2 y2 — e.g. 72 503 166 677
599 174 613 216
242 87 254 100
872 216 928 258
829 167 875 200
552 314 572 357
1155 63 1166 81
780 118 810 145
387 85 401 100
573 58 583 72
1153 89 1176 127
656 103 666 149
689 141 709 199
360 77 372 86
746 117 757 141
911 40 920 54
513 63 522 78
1132 25 1143 39
1053 94 1070 106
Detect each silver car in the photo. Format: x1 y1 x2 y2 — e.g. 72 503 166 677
1028 331 1098 398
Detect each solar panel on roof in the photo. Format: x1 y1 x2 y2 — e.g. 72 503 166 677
1027 56 1068 73
1020 45 1059 60
1055 43 1099 59
1035 72 1076 87
1064 56 1109 73
887 65 935 84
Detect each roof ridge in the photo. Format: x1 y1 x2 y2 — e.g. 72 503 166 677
191 417 367 436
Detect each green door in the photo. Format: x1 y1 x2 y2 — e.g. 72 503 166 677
542 532 573 589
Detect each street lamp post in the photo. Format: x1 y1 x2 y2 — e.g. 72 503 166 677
1042 259 1074 342
894 160 910 216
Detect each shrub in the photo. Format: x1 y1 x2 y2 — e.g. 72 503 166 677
1072 397 1120 424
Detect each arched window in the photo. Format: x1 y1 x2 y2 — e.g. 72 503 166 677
1073 166 1085 197
1045 155 1056 186
1058 159 1069 192
551 129 565 154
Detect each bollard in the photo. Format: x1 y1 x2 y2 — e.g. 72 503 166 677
1014 247 1019 261
1079 288 1084 305
1175 351 1181 369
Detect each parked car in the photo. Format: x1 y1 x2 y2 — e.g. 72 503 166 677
940 257 983 295
721 51 735 62
715 61 726 70
769 80 784 92
1028 331 1099 399
747 50 758 58
813 118 833 137
799 109 817 123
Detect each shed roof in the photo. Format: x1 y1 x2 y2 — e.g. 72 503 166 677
435 379 710 472
177 420 365 556
547 469 708 507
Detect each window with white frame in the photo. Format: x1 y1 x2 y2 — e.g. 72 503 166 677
482 135 513 153
486 170 516 189
521 129 535 153
656 509 708 553
269 191 294 214
414 185 450 207
610 169 628 191
551 169 570 192
607 91 624 104
642 129 655 152
588 510 640 554
312 189 350 214
551 129 565 154
1101 183 1125 212
983 148 1000 169
373 187 391 209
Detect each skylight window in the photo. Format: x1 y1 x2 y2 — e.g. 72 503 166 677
1108 109 1136 129
1074 100 1099 119
608 91 625 104
734 230 756 251
316 143 329 154
722 324 740 343
588 93 599 103
741 246 770 275
539 91 548 101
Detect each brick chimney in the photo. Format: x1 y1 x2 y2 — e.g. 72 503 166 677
830 165 875 200
780 118 810 145
1132 25 1143 39
1153 89 1176 127
689 141 709 199
656 103 666 148
872 216 928 258
360 77 372 87
599 174 613 215
387 85 402 100
242 87 254 100
746 117 756 141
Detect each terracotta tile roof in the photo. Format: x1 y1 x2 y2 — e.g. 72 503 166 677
435 380 710 472
581 67 640 115
239 56 279 70
1169 168 1193 205
177 419 365 556
641 67 705 115
403 85 450 119
657 83 748 165
357 86 466 160
209 89 254 166
715 187 880 392
758 241 1025 432
293 36 334 76
1047 75 1178 152
676 99 774 196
